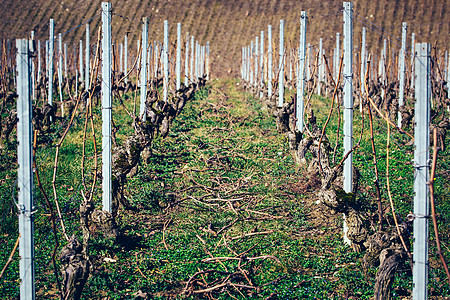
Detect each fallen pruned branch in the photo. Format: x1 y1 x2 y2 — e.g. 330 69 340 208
0 234 20 280
229 230 274 241
201 255 280 264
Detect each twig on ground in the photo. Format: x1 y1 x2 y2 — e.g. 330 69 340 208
229 230 274 241
162 217 172 250
0 234 20 280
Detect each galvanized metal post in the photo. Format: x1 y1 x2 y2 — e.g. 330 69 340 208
185 36 189 86
119 43 123 73
176 23 181 90
260 31 264 98
335 32 340 82
250 41 254 85
297 11 307 132
198 44 202 78
241 47 246 80
163 20 169 101
124 34 128 84
48 19 54 106
37 40 41 83
278 20 285 108
206 41 210 80
85 23 90 91
317 38 323 96
64 43 67 79
254 36 259 87
445 50 448 82
412 42 430 300
342 2 353 246
268 25 273 98
398 22 407 128
195 41 199 80
79 40 83 84
241 47 244 79
190 36 194 82
203 45 206 76
246 45 251 82
343 2 353 193
244 46 248 80
200 43 203 78
45 41 49 75
101 2 112 212
57 34 63 115
243 45 246 81
16 39 36 300
360 27 367 106
201 45 206 76
410 33 415 90
140 17 148 120
30 32 36 101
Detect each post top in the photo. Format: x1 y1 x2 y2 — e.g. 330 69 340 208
343 2 353 9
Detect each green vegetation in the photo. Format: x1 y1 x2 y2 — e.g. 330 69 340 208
1 79 449 299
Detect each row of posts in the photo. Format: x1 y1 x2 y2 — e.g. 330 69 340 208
8 16 211 116
240 21 449 119
139 18 210 120
14 2 211 299
240 2 434 300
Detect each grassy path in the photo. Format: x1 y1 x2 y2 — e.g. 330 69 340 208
79 79 377 299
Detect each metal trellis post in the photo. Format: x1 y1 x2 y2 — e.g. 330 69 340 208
412 42 430 300
410 33 415 91
398 22 407 128
278 20 285 108
268 25 273 98
37 40 41 84
124 34 128 84
255 36 259 87
79 40 83 84
206 41 210 80
260 31 264 97
101 2 112 212
85 23 90 91
48 19 54 106
176 23 181 90
190 36 194 82
163 20 169 101
140 17 148 120
317 38 323 96
185 35 189 86
297 11 307 132
360 27 367 112
57 33 63 116
17 38 36 300
64 43 67 79
343 2 353 246
250 41 254 85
